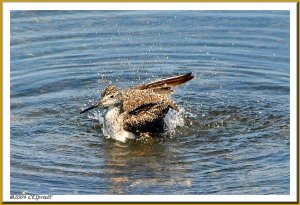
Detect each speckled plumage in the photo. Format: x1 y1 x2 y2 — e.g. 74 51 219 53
81 73 194 141
122 88 178 112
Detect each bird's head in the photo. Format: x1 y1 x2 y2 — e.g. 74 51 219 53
100 85 122 107
80 85 122 114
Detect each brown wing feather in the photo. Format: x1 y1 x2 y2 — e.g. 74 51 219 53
131 72 194 90
122 89 178 113
122 89 167 112
123 103 169 134
152 87 174 95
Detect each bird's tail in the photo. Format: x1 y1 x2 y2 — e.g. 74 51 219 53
132 72 194 90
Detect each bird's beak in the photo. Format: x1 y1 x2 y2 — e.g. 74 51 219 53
80 101 102 114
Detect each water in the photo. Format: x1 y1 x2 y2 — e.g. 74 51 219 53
10 10 290 195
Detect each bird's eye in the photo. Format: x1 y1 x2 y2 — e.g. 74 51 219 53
110 95 114 99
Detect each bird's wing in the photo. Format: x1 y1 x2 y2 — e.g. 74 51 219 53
122 89 178 113
131 72 194 90
122 103 169 133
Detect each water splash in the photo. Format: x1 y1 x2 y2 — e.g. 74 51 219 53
87 110 111 138
165 107 185 134
87 110 104 123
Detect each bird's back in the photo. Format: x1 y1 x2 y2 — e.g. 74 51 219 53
122 88 176 113
121 88 176 135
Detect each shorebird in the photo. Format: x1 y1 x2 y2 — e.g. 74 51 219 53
80 73 194 142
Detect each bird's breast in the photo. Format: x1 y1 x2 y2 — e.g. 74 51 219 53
104 106 135 142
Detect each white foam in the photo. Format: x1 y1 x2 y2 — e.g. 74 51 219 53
87 110 104 123
165 107 185 134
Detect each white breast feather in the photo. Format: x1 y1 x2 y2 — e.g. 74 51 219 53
103 106 136 142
